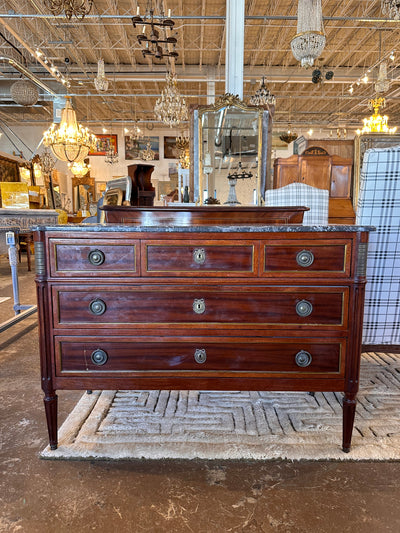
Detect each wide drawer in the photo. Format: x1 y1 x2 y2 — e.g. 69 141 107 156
53 286 347 327
55 337 343 375
262 239 351 277
143 240 256 276
49 239 139 277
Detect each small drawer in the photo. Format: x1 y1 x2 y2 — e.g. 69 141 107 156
143 241 256 276
49 239 138 277
262 240 351 277
54 286 347 328
56 337 343 375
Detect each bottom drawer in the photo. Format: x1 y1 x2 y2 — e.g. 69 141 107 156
55 337 344 375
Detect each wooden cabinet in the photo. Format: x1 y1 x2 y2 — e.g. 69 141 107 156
34 223 372 453
273 147 355 223
127 164 155 206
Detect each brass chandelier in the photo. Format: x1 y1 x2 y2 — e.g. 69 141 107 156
69 160 90 178
154 73 188 127
43 96 97 163
43 0 93 20
132 3 178 60
357 97 397 135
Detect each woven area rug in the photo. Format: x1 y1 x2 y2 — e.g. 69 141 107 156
41 352 400 461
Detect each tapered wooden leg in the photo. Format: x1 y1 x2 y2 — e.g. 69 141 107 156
342 392 357 453
44 393 58 450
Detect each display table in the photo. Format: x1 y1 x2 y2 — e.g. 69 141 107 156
0 208 58 255
34 222 373 452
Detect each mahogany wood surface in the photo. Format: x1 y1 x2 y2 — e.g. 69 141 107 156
35 225 371 452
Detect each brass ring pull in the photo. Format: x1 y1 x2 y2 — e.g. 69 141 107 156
296 250 314 267
296 299 313 317
194 348 207 364
193 298 206 314
91 349 108 366
88 249 105 266
193 248 206 265
295 350 312 367
89 298 107 315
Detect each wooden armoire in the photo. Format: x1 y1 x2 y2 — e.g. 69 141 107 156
127 164 155 206
273 146 355 224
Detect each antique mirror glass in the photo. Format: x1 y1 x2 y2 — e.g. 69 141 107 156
192 94 270 205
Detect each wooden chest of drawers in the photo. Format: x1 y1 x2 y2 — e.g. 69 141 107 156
34 224 372 452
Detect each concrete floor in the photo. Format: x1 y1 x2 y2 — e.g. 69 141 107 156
1 253 400 533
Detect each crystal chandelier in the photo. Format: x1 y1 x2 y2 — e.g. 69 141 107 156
43 96 97 163
43 0 93 20
381 0 400 19
356 97 397 135
130 121 142 141
104 146 119 165
141 140 155 161
94 59 109 92
38 148 56 176
69 160 90 177
132 4 178 60
291 0 326 68
154 73 188 127
249 77 276 107
375 61 390 93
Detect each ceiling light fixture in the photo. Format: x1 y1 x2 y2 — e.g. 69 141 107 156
141 140 155 161
43 96 97 163
356 97 397 135
249 77 276 107
43 0 93 20
94 59 109 92
375 61 390 93
132 4 178 60
104 146 119 165
291 0 326 68
381 0 400 19
154 72 188 127
68 160 90 178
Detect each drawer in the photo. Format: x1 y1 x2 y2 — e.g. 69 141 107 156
53 286 347 328
262 240 351 277
55 337 343 375
49 239 138 277
142 240 256 276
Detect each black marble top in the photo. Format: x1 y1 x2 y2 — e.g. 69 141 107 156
34 223 375 233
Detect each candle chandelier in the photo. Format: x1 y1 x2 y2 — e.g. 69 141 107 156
104 145 119 165
249 77 276 107
176 134 190 169
357 97 397 135
132 2 178 60
69 160 90 178
381 0 400 19
43 0 93 20
291 0 326 68
43 96 97 163
154 73 188 127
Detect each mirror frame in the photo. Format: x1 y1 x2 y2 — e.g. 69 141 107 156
191 93 270 205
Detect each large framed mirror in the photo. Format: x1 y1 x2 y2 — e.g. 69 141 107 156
192 94 270 206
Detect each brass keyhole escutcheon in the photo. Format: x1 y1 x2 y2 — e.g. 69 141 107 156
296 250 314 267
88 249 105 266
295 350 312 367
193 248 206 265
89 298 107 315
194 348 207 364
193 298 206 314
296 299 313 317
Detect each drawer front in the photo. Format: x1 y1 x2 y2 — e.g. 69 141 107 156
54 286 347 327
56 337 343 375
49 239 138 277
262 240 351 277
143 241 256 276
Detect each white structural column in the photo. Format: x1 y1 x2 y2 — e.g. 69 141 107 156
225 0 245 99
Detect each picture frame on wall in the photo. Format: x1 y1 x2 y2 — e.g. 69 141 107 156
124 136 160 160
89 134 118 156
164 136 180 159
95 181 107 200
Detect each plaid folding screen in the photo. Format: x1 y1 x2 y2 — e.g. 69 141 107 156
265 182 329 225
356 145 400 345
